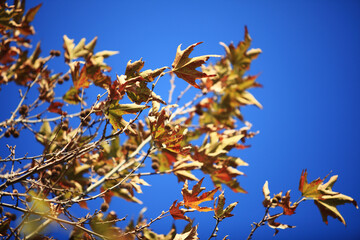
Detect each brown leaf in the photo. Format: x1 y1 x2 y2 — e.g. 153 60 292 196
172 42 220 88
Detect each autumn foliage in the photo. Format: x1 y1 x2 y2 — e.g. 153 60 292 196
0 1 357 239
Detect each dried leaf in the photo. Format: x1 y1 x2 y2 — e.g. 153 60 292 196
267 213 295 236
172 42 220 88
174 225 199 240
214 191 238 219
48 101 65 115
63 35 97 62
24 3 42 22
150 109 191 155
170 200 191 222
106 101 149 132
299 170 358 225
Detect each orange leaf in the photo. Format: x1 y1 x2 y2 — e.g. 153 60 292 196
70 62 91 89
181 178 218 212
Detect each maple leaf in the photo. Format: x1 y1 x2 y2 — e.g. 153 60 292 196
214 191 238 219
171 42 220 88
63 86 82 105
48 101 66 115
169 200 191 222
149 109 191 155
299 169 324 199
299 170 358 225
220 26 261 75
70 62 90 89
181 178 218 212
173 159 202 182
63 35 97 62
105 101 149 133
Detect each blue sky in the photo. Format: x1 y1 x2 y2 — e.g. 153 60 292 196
1 0 360 239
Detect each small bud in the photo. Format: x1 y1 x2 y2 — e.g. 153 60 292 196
63 74 70 81
57 78 64 85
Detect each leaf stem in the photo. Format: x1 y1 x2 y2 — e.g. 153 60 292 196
208 218 221 240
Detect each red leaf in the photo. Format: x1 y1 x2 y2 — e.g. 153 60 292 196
169 200 190 221
48 102 66 115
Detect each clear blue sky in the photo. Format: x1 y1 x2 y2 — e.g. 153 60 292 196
1 0 360 239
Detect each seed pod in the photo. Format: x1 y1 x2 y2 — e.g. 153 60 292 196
97 168 106 176
50 50 61 57
43 170 52 179
26 195 33 202
107 211 117 221
51 169 59 179
9 126 15 134
54 164 63 172
57 78 64 85
12 130 19 138
151 161 159 171
61 122 68 131
63 74 70 81
100 202 109 212
19 105 29 116
4 130 11 138
81 120 88 126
